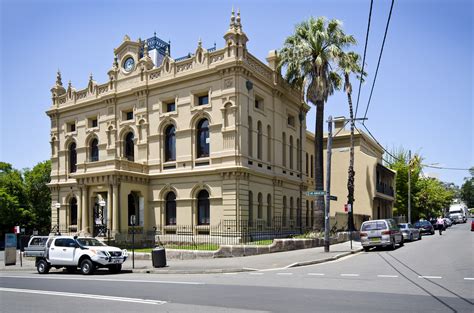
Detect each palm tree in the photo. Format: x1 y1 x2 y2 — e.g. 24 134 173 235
279 17 356 230
337 51 365 232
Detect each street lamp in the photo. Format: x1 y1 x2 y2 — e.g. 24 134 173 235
98 200 106 237
54 202 61 235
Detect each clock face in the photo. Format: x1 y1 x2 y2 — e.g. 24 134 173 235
123 57 135 72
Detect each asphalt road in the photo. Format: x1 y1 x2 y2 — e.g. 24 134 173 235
1 221 473 313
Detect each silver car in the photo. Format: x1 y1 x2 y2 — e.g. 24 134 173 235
360 219 404 251
398 223 421 241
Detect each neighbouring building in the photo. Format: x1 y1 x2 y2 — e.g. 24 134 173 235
46 9 394 243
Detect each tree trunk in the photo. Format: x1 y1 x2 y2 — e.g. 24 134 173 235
346 82 355 232
313 100 325 231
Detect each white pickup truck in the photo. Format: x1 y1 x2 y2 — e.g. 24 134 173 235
24 235 127 275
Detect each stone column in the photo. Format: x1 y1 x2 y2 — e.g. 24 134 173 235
81 186 89 234
112 183 119 234
77 187 83 231
107 184 113 234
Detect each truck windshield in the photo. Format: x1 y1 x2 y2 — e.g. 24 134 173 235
76 238 106 246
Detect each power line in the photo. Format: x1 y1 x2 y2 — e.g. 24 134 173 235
357 122 471 172
354 0 373 119
362 0 395 122
422 165 471 171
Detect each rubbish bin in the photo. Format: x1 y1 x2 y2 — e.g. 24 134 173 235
151 247 166 268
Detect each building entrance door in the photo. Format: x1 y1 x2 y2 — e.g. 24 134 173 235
93 195 107 237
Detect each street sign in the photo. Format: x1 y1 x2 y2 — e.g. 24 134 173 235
306 190 326 196
329 195 338 201
344 204 352 212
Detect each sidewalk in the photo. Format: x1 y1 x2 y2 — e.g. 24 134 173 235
0 241 362 274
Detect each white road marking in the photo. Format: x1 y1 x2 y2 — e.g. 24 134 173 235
249 273 264 275
308 273 325 276
377 275 398 278
0 287 167 305
464 278 474 281
0 275 204 285
418 276 442 279
341 274 360 277
276 273 293 276
223 272 238 275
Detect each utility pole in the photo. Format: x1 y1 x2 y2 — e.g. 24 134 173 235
324 116 333 253
408 150 411 224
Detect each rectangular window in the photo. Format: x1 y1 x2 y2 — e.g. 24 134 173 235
67 122 76 132
287 115 295 127
126 111 133 120
198 95 209 106
88 117 98 128
254 96 264 110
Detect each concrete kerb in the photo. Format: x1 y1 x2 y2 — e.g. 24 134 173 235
284 247 363 269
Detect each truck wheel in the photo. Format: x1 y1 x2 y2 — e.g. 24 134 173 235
108 264 122 274
37 260 50 274
80 259 95 275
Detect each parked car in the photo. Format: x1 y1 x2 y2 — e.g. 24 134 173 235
24 235 128 275
398 223 421 241
471 220 474 231
443 217 453 228
360 219 404 251
414 220 435 235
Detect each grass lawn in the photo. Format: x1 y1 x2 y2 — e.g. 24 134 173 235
127 240 273 252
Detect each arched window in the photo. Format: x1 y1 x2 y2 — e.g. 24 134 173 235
282 132 286 167
257 121 262 160
248 117 253 157
197 119 209 158
267 125 271 162
125 132 134 161
248 191 253 224
282 196 287 227
290 197 294 221
297 197 301 227
165 192 176 225
165 125 176 162
306 153 309 175
69 142 77 173
197 190 210 225
90 138 99 162
267 194 272 226
128 192 139 226
296 139 300 171
70 197 77 225
306 200 310 227
257 192 263 219
289 136 294 169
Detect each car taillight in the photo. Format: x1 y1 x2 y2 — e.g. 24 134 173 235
360 232 367 237
382 230 392 235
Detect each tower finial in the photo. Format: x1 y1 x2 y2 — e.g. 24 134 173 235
229 7 236 30
165 45 170 56
89 73 93 81
144 41 149 57
198 38 202 47
56 70 63 86
236 8 241 31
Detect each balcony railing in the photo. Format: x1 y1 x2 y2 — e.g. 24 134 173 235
376 183 394 197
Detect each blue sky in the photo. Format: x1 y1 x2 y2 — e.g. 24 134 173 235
1 0 472 186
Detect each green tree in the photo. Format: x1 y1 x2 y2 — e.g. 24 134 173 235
385 148 422 220
336 51 365 231
24 160 51 233
416 177 455 219
460 177 474 208
0 161 51 235
279 17 356 230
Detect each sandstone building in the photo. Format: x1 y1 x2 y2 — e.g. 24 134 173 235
46 10 394 242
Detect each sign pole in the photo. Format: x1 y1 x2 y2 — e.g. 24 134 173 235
324 116 333 253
